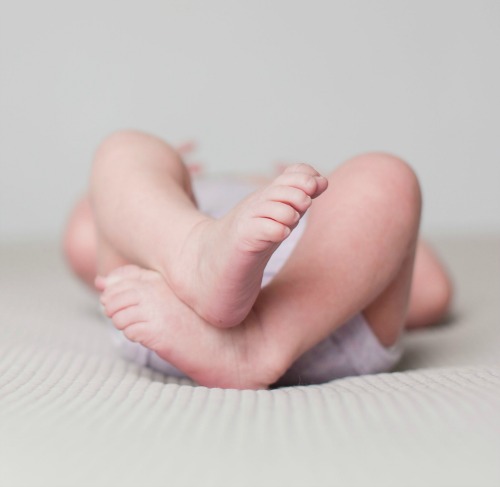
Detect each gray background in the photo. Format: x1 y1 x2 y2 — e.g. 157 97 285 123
1 0 499 242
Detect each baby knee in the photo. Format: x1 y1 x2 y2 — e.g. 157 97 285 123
357 152 420 193
346 152 422 224
92 130 179 173
62 199 97 286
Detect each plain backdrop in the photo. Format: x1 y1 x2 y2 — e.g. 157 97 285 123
1 0 499 242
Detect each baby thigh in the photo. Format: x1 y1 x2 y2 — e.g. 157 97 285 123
256 152 421 367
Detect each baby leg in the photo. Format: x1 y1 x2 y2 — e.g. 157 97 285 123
407 240 454 328
255 152 422 365
101 152 422 389
90 130 327 327
63 139 203 288
89 130 200 277
63 195 99 288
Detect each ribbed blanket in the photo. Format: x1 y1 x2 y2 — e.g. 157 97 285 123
1 238 499 487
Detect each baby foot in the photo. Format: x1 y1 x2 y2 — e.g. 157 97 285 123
170 163 328 328
98 265 286 389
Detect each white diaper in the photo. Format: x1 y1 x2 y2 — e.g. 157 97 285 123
274 313 403 386
110 176 404 386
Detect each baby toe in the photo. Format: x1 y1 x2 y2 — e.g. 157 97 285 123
112 305 145 331
100 278 136 304
250 217 290 244
105 265 144 286
266 185 312 213
274 171 320 196
283 163 320 177
122 322 150 344
104 289 140 317
255 200 299 227
95 275 106 291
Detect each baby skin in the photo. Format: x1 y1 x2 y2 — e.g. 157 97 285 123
96 164 327 388
157 163 327 328
64 131 453 389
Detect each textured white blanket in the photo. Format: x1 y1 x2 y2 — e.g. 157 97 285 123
0 238 499 487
